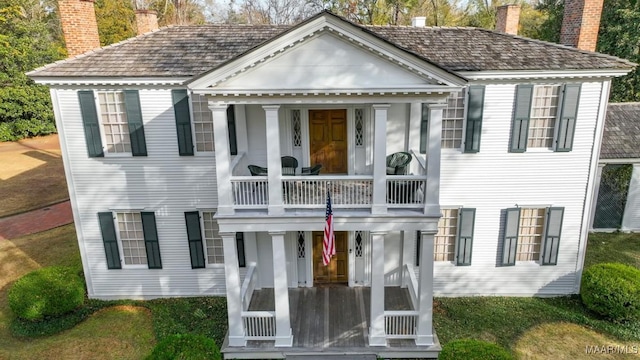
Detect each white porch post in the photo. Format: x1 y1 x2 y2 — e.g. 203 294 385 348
264 105 284 215
369 231 386 346
416 231 435 346
424 103 445 216
589 163 606 230
221 231 245 346
372 104 389 215
270 231 293 347
209 102 234 215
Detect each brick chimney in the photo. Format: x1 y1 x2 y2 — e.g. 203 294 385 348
135 10 159 35
560 0 604 51
58 0 101 57
495 4 520 35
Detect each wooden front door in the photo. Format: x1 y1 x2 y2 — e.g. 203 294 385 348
309 110 348 174
313 231 348 284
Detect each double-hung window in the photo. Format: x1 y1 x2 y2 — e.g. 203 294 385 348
172 91 238 156
184 211 245 268
510 83 581 152
416 207 476 266
420 86 485 154
78 90 147 157
98 211 162 269
501 207 565 266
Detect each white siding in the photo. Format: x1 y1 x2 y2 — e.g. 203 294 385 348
435 82 603 296
56 88 244 299
622 164 640 231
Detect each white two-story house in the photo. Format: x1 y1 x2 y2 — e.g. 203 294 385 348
29 2 634 359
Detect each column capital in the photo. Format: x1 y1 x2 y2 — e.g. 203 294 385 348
419 230 438 236
372 103 391 110
218 231 237 238
207 101 229 111
268 231 287 236
262 104 281 111
426 102 447 110
370 231 388 236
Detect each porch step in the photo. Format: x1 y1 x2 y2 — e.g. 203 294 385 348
286 355 376 360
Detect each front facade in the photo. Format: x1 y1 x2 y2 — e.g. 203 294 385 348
30 9 633 359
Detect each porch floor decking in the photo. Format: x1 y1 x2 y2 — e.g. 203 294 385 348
222 287 441 359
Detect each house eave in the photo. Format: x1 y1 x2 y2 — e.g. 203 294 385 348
458 69 633 81
29 76 190 86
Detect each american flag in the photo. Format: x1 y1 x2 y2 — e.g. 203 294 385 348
323 190 335 266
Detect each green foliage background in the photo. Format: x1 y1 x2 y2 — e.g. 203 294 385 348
0 2 65 141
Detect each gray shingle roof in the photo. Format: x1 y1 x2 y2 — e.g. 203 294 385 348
601 103 640 160
28 12 634 79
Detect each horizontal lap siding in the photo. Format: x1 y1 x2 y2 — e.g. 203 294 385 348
435 82 602 296
56 89 245 299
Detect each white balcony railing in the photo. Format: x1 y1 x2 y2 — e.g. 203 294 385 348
386 176 425 207
384 310 419 339
282 176 373 208
240 264 258 311
231 176 269 208
403 264 419 310
242 311 276 339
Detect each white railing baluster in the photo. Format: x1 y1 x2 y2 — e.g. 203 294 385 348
384 310 419 339
386 175 425 208
242 311 276 340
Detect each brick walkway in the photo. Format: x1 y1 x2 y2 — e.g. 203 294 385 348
0 201 73 240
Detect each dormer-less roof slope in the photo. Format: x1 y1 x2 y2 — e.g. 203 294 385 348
28 11 634 79
600 103 640 160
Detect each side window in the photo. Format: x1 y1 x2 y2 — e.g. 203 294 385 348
501 207 564 266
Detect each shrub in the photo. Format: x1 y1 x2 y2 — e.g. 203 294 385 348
8 266 85 321
581 263 640 322
439 339 514 360
146 334 221 360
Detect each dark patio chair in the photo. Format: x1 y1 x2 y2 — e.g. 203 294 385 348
386 152 412 175
281 156 298 175
248 165 268 176
301 164 322 175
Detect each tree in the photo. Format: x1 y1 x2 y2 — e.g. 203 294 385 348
95 0 136 46
147 0 207 25
0 2 65 141
597 0 640 102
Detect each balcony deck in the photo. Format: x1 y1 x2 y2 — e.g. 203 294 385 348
221 287 441 359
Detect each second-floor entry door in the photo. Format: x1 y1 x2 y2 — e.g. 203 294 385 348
309 109 348 174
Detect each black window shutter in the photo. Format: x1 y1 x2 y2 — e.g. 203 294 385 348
541 207 564 265
78 91 104 158
501 208 521 266
236 232 246 267
123 90 147 156
510 85 534 152
172 90 194 156
98 212 121 269
419 104 428 154
554 84 581 152
464 86 485 153
227 105 238 156
456 208 476 266
141 212 162 269
185 211 205 269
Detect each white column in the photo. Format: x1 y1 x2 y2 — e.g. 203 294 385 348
372 104 389 215
264 105 284 215
589 163 606 230
424 103 445 216
210 102 234 215
270 231 293 347
416 231 435 346
369 231 386 346
221 231 245 346
408 102 423 175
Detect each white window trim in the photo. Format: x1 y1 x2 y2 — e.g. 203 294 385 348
434 207 459 263
514 206 552 264
94 90 132 158
527 84 561 150
189 94 215 156
440 88 468 152
200 210 225 268
113 211 148 269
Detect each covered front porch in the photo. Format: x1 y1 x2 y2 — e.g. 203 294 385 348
222 284 441 359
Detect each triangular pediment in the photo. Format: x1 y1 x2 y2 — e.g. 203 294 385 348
211 32 439 91
188 12 466 94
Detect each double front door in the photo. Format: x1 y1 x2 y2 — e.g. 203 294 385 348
312 231 348 284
